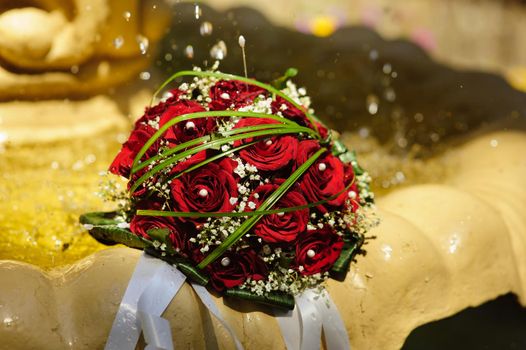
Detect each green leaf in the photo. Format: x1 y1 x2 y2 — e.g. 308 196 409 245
225 288 295 310
197 148 327 269
144 247 209 285
80 211 149 249
271 67 299 89
146 228 170 242
330 233 365 281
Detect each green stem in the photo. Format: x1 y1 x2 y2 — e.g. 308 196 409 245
197 148 326 269
129 126 314 193
137 175 356 218
133 123 295 174
132 110 301 171
151 70 321 137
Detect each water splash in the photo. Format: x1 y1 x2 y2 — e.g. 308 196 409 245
136 35 149 55
184 45 194 59
113 36 124 49
139 71 151 81
200 21 213 36
210 40 227 60
366 94 379 115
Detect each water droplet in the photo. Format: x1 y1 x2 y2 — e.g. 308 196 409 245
3 317 13 328
70 65 79 74
194 4 202 19
200 21 213 36
369 49 378 61
490 139 499 148
210 40 227 60
414 113 424 123
382 63 392 74
164 53 173 62
139 71 151 80
358 127 370 138
123 11 131 21
184 45 194 59
384 87 396 102
366 94 379 115
136 35 149 55
113 36 124 49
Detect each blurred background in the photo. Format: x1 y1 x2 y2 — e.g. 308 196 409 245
0 0 525 348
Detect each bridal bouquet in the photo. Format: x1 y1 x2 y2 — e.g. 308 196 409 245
81 67 374 309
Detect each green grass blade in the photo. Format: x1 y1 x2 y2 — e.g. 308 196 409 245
151 70 321 137
132 110 301 170
196 148 326 269
136 175 356 219
132 123 295 174
129 126 314 193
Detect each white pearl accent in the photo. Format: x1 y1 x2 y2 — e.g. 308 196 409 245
185 121 196 129
277 212 285 216
220 92 230 99
198 189 208 197
348 191 357 199
265 140 273 146
221 257 231 266
307 249 316 258
318 163 327 171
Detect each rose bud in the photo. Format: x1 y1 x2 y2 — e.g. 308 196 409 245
206 248 268 292
248 182 309 243
170 158 238 222
294 226 344 275
208 80 266 111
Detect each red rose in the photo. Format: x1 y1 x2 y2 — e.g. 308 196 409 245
170 150 208 175
271 97 329 139
296 140 349 213
109 124 156 178
248 182 308 243
271 96 306 124
170 158 238 222
233 118 298 172
130 215 190 255
207 248 268 291
294 226 344 275
136 88 185 126
209 80 266 110
159 100 216 144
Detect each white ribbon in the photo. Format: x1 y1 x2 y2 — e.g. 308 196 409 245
191 283 244 350
105 253 181 350
275 289 351 350
105 253 245 350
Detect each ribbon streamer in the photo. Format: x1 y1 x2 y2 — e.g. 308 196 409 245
105 253 178 350
105 253 245 350
191 283 245 350
275 289 350 350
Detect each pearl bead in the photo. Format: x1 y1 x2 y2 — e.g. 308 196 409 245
185 121 196 129
220 92 230 99
221 257 231 266
265 140 273 146
318 163 326 171
198 189 208 197
348 191 357 199
277 212 285 216
307 249 316 258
